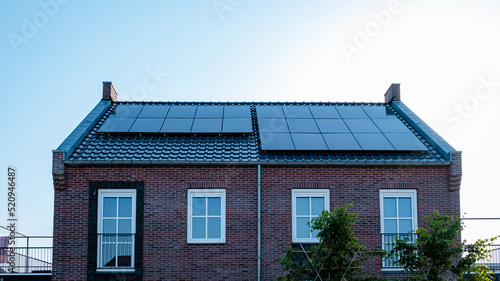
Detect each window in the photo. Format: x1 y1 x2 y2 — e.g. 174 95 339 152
380 189 417 268
188 189 226 244
292 189 330 243
97 189 136 270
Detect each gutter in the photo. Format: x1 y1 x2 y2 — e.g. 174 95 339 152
63 160 451 166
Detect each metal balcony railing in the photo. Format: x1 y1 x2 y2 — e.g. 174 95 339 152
97 233 135 269
381 233 417 268
0 236 52 274
475 245 500 271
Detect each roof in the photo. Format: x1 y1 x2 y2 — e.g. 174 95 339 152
56 98 457 166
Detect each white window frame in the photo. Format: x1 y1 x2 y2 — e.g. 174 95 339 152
97 189 136 272
187 189 226 244
292 189 330 243
380 189 417 270
379 189 418 234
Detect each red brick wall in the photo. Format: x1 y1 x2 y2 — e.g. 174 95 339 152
53 164 459 280
260 165 459 280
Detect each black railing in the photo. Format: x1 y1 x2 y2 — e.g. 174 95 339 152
381 233 417 268
0 236 52 274
97 233 135 269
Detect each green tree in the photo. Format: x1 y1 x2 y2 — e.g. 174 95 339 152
276 203 383 281
386 210 497 281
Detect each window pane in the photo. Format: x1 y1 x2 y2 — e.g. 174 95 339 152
311 197 325 216
383 198 396 217
118 219 132 234
297 217 311 238
384 219 397 233
192 217 206 239
207 217 221 239
103 198 117 217
118 235 132 243
102 244 116 267
312 227 320 239
103 219 116 233
117 244 132 267
192 198 206 216
119 197 132 217
400 219 412 233
296 197 310 216
207 197 221 216
398 198 412 218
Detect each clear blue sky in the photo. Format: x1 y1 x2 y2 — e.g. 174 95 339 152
1 0 500 241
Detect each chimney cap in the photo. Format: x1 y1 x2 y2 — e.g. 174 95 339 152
102 81 118 102
384 83 400 103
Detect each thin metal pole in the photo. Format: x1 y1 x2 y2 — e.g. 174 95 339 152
257 164 261 281
26 237 29 273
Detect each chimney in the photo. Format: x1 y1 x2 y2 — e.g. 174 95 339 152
384 83 400 103
102 81 118 102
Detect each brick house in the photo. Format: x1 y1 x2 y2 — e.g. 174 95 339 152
52 82 461 280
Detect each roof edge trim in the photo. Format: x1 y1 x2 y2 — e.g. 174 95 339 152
63 160 451 167
56 100 111 160
391 101 457 161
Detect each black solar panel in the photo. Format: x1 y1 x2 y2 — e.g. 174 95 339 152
160 119 193 133
222 119 253 133
100 104 429 152
224 106 251 118
336 107 368 119
109 105 144 118
361 106 396 119
99 118 136 132
291 133 327 150
138 105 169 118
167 105 197 118
256 105 429 151
257 118 289 133
260 132 294 150
322 133 362 150
372 119 411 133
129 118 164 132
287 119 319 133
354 133 395 150
384 133 428 150
191 119 223 133
315 119 350 133
195 106 223 119
256 106 285 119
344 119 380 133
309 106 341 118
283 106 313 119
101 104 253 134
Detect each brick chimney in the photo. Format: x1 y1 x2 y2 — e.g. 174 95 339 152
384 83 400 103
102 81 118 102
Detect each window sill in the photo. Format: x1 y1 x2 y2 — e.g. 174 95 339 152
96 268 135 274
381 268 405 273
187 240 226 244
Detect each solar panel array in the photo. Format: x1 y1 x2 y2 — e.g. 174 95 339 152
99 103 428 152
99 105 253 134
257 105 428 151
